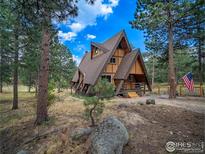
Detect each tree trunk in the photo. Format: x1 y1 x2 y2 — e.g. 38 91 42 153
28 86 31 93
0 50 2 93
168 12 176 99
28 72 31 92
35 26 50 125
90 103 97 127
0 75 2 93
12 33 19 109
35 70 39 96
57 83 61 93
197 33 203 85
151 56 155 89
35 80 38 96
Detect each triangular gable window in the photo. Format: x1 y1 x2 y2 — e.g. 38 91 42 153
91 46 103 59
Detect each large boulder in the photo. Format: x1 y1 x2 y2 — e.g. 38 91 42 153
89 116 129 154
117 103 129 109
71 127 93 141
16 150 29 154
146 99 155 105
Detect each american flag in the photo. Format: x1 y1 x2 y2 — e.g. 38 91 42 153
182 72 194 92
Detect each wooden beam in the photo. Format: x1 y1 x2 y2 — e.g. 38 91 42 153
143 83 146 95
85 85 92 95
76 79 83 93
115 80 124 95
79 84 85 92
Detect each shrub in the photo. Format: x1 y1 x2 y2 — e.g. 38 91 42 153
93 78 115 99
83 79 114 126
83 96 104 126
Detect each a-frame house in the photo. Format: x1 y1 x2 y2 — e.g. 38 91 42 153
71 30 151 97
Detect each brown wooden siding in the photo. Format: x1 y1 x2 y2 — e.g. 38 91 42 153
123 80 136 90
130 57 144 74
104 49 126 83
103 49 145 90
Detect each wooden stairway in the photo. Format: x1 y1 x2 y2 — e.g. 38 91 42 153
127 92 139 98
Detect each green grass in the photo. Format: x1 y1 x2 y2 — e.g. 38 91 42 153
71 93 91 100
0 91 35 101
2 85 36 92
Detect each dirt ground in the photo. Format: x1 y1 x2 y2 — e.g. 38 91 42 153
0 89 204 154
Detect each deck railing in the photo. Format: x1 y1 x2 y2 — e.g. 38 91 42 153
122 83 142 90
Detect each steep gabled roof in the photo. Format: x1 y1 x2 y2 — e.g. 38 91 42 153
72 51 110 85
102 30 124 50
114 49 152 91
72 30 152 92
72 30 130 85
114 51 138 80
137 51 152 91
91 42 109 52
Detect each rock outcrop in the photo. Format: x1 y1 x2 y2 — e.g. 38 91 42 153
71 127 93 141
89 116 129 154
146 99 155 105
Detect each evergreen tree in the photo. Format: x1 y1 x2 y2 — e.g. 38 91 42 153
130 0 203 98
20 26 41 93
0 1 26 109
189 0 205 84
50 40 76 93
8 0 95 124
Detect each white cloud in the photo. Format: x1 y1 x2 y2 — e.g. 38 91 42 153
72 55 81 66
109 0 119 7
74 44 87 51
100 4 113 15
72 0 119 29
54 0 119 54
69 22 85 33
58 31 77 43
86 34 96 40
55 0 119 39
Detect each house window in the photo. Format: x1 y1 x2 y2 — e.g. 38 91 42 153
101 75 111 82
128 74 135 81
95 49 99 54
92 48 103 58
118 42 123 49
110 57 116 64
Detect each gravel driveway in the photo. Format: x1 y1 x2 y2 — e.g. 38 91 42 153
113 95 205 114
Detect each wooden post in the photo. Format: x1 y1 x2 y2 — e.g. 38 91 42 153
143 83 146 95
115 80 124 95
86 85 91 95
199 84 203 97
158 85 160 95
179 85 182 96
168 87 170 95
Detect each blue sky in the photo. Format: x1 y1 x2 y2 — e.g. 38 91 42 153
55 0 145 64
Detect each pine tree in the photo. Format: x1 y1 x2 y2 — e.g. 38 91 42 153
50 39 76 93
130 0 202 98
9 0 95 124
